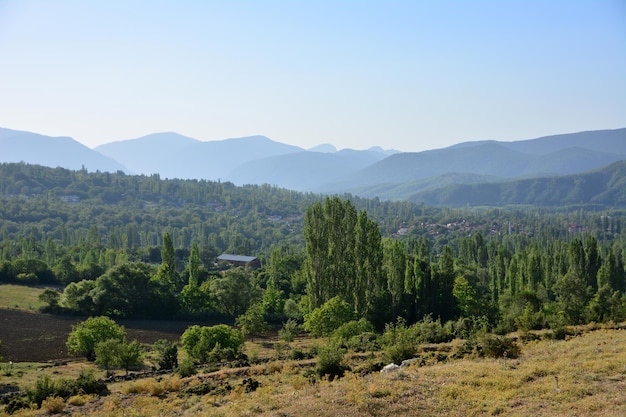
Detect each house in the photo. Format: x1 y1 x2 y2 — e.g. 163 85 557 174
217 254 261 270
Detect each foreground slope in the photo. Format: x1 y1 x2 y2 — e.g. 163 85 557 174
10 326 625 417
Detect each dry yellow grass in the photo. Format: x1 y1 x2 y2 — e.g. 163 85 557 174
5 326 626 417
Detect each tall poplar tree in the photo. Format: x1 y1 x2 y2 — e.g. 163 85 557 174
383 238 406 320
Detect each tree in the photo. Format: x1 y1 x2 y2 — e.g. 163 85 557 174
303 296 356 337
432 245 455 321
95 339 121 376
178 282 212 313
117 340 144 375
210 267 260 316
155 232 179 291
61 280 96 314
38 288 60 311
553 271 591 324
383 238 406 320
354 212 383 318
236 303 269 341
180 324 244 364
153 339 178 370
187 242 203 287
66 316 125 361
53 255 80 284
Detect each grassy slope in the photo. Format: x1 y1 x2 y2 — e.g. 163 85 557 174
8 325 626 417
0 285 46 311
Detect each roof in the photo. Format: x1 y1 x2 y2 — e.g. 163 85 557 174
217 254 258 263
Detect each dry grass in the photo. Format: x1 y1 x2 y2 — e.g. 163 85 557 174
5 326 626 417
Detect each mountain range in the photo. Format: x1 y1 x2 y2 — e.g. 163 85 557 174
1 126 625 206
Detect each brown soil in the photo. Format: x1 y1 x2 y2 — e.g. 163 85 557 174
0 308 206 362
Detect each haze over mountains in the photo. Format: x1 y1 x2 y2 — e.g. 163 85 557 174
1 126 625 206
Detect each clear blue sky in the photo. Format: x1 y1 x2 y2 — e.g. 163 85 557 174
1 0 624 152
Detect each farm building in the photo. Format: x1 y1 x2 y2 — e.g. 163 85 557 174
216 254 261 269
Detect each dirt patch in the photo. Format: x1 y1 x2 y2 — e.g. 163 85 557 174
0 309 213 362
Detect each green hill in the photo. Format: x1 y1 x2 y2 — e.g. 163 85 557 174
410 160 626 207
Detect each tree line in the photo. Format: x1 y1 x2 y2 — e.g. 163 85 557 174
1 163 626 335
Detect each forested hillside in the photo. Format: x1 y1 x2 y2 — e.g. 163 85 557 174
411 160 626 207
1 162 625 335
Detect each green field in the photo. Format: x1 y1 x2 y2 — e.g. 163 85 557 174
0 284 47 311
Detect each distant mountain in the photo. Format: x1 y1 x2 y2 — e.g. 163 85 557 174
97 134 304 180
225 148 388 190
0 127 128 173
308 144 337 153
451 127 626 155
328 128 626 196
367 146 400 156
95 132 200 175
2 126 624 206
410 160 626 207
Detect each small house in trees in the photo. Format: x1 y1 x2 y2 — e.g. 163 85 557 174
217 254 261 270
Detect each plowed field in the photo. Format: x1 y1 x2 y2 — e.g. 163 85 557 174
0 309 202 362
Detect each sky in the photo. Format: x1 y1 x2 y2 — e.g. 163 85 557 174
0 1 625 152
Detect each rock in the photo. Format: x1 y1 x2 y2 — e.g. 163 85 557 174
380 363 400 373
400 357 419 368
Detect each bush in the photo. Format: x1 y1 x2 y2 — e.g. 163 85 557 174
153 339 178 370
381 318 417 364
346 332 380 352
28 371 107 409
181 324 244 364
74 370 107 395
476 334 520 359
66 316 126 361
278 319 300 342
304 296 356 337
5 397 31 414
414 315 454 344
290 349 308 360
41 396 65 414
29 375 57 407
331 318 374 343
316 342 348 380
176 357 197 377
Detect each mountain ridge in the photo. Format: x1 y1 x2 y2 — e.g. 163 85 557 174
1 126 625 205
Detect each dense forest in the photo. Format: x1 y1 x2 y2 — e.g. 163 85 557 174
1 162 626 336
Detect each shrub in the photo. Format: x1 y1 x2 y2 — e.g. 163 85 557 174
303 296 356 337
346 332 380 352
381 318 417 364
41 396 65 414
331 318 374 343
153 339 178 370
29 375 58 407
181 324 244 364
476 334 521 359
176 357 197 377
279 319 300 342
73 370 107 395
5 397 31 414
414 314 454 344
290 349 308 360
66 316 126 361
27 371 107 409
316 342 348 380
